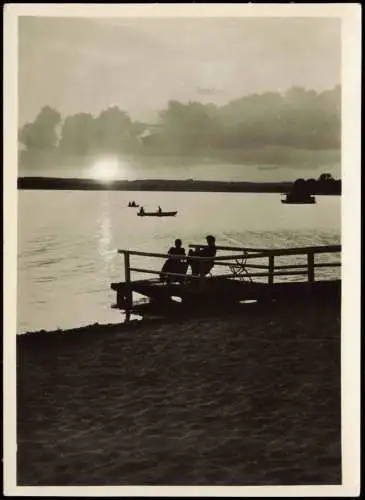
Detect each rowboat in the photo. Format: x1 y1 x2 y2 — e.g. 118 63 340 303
281 193 316 204
137 211 178 217
281 197 316 205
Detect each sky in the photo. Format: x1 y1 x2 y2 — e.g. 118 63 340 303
18 16 341 126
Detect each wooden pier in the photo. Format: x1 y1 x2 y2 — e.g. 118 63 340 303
110 244 341 320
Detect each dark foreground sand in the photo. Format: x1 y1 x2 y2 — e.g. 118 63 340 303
17 298 341 486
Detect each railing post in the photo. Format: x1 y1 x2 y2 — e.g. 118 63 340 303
268 254 275 285
124 250 131 284
307 251 315 283
123 251 132 322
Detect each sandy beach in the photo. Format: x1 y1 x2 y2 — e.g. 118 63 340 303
17 297 341 486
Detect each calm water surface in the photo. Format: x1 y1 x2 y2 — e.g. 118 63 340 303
18 191 341 333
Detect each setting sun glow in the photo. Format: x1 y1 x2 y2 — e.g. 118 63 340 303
90 158 120 182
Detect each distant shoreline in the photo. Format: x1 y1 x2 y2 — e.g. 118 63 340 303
17 177 341 195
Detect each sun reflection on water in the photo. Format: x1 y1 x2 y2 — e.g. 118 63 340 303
97 196 116 264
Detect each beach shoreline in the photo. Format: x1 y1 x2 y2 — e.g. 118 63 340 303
17 298 341 486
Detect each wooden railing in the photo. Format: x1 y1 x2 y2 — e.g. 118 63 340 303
117 244 341 287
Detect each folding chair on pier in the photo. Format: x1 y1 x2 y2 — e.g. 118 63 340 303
228 251 253 283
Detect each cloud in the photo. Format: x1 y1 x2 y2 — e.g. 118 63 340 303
18 17 340 124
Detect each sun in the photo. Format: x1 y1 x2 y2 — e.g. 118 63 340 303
90 158 120 182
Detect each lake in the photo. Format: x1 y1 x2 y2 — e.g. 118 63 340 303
17 190 341 334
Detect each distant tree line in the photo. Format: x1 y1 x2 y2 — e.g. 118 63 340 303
19 85 340 160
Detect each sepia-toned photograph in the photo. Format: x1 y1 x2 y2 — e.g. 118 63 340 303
3 3 361 496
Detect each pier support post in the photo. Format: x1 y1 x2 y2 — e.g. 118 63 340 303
199 261 205 291
307 251 315 283
268 255 275 285
123 251 133 322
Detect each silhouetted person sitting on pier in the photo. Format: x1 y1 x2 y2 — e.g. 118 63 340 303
158 206 162 214
160 239 187 284
188 235 217 277
138 206 145 215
